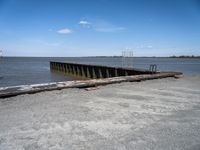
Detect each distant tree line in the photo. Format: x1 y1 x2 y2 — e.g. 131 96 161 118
170 55 200 58
82 55 200 58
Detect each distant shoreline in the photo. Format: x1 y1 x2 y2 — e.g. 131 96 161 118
1 56 200 58
169 55 200 58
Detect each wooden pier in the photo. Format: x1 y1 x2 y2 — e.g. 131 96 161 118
50 61 154 79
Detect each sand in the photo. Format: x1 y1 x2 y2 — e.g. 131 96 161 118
0 76 200 150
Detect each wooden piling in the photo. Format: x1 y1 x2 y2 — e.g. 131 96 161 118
98 68 103 78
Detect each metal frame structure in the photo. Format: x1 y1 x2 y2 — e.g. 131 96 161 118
121 50 133 68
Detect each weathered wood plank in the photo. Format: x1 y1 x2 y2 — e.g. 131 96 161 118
0 72 182 98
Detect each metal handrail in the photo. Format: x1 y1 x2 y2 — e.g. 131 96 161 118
149 64 157 73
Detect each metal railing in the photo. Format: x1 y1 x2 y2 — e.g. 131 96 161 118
149 64 157 73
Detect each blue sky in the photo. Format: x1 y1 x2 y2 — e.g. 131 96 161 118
0 0 200 57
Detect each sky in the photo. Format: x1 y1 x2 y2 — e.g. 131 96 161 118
0 0 200 57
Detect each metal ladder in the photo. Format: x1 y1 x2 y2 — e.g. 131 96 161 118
149 64 157 73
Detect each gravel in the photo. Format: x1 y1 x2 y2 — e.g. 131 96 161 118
0 76 200 150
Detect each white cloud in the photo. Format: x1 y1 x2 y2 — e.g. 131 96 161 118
78 20 91 28
57 28 72 34
79 20 91 25
78 18 126 32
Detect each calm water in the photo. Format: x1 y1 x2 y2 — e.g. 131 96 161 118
0 57 200 87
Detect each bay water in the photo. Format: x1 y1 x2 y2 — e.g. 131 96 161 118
0 57 200 87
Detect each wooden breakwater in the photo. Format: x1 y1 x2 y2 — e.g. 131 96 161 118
50 61 154 79
0 72 182 98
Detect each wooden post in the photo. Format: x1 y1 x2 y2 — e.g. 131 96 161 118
81 66 85 78
106 68 109 78
60 63 62 72
72 65 76 75
63 64 65 72
77 66 80 76
125 71 128 76
87 67 91 78
59 64 61 72
62 64 64 72
55 63 57 70
57 63 59 71
98 68 103 78
51 62 54 70
53 62 55 70
65 64 69 74
69 65 72 74
92 68 96 79
58 64 60 72
115 69 118 77
65 64 68 74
